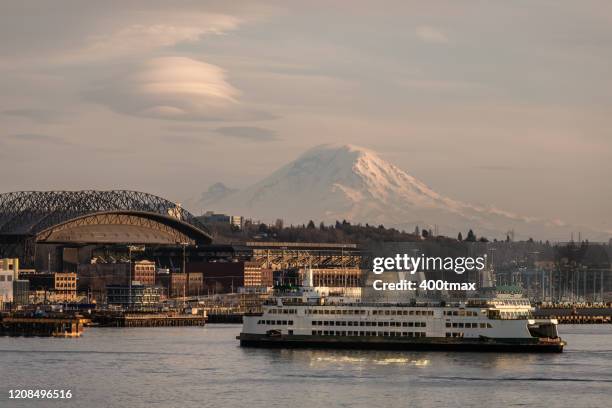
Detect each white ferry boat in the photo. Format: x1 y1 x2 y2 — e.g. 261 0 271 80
238 271 565 353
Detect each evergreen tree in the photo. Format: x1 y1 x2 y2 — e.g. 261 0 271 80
457 232 463 241
466 229 476 242
307 220 316 229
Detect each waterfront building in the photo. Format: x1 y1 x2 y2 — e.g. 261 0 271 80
77 263 130 300
133 260 156 286
244 262 274 288
106 284 163 310
0 269 14 308
169 272 204 298
12 279 30 306
298 267 363 299
186 262 245 293
26 272 78 302
0 258 19 279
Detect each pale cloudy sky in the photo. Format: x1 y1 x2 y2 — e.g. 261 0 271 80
1 1 610 232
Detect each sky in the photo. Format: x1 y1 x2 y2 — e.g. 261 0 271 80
1 1 611 233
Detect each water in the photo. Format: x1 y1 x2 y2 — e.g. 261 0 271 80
1 325 610 408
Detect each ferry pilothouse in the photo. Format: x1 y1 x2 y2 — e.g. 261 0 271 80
238 270 565 352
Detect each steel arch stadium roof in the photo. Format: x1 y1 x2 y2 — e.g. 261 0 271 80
0 190 212 243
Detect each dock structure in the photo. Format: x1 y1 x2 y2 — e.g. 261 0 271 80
207 313 243 323
0 314 88 337
93 312 207 328
534 307 612 324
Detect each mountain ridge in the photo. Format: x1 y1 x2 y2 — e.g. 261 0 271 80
195 144 607 241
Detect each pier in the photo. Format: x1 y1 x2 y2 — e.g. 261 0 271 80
207 313 243 324
92 312 207 328
0 313 88 337
534 306 612 324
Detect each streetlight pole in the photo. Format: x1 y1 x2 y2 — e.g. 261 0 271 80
128 245 132 311
181 242 189 309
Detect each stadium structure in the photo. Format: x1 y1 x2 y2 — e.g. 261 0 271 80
0 190 213 268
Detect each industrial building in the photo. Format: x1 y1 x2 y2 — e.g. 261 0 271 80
106 284 163 310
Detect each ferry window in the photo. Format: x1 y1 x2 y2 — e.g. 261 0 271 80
446 333 451 337
391 311 396 315
409 311 415 316
384 322 389 327
415 311 421 316
377 322 383 327
288 330 293 335
480 323 486 328
289 321 293 325
312 330 317 335
372 310 378 315
446 323 451 328
487 323 493 328
408 322 414 327
458 323 464 328
324 310 329 314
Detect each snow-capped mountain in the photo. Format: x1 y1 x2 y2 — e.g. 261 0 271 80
196 144 607 241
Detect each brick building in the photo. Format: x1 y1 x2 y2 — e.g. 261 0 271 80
133 260 156 286
186 262 245 293
243 262 274 288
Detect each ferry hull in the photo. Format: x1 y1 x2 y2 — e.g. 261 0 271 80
238 333 565 353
